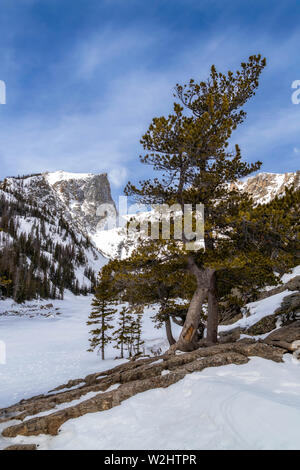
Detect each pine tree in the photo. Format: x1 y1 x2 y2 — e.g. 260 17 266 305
87 273 117 360
113 306 134 358
102 245 195 347
90 55 298 354
121 54 297 352
0 274 11 297
132 307 144 357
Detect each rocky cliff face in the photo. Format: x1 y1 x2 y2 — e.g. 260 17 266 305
231 171 299 204
4 170 117 236
0 171 110 300
45 171 117 235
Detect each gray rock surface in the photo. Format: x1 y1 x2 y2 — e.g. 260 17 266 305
50 173 117 234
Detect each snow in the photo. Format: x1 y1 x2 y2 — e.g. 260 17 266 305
0 293 178 409
0 268 300 450
91 227 125 259
0 293 124 408
219 289 290 333
45 171 94 186
281 265 300 284
2 356 299 450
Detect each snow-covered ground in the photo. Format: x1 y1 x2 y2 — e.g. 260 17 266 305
0 291 173 409
1 267 300 450
1 356 299 450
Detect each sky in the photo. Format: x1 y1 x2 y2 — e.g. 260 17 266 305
0 0 299 200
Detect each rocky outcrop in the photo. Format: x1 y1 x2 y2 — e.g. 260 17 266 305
244 292 300 336
3 444 37 451
274 292 300 324
258 276 300 301
0 340 288 440
264 320 300 347
47 172 117 234
218 327 242 343
230 171 299 205
245 315 278 336
241 286 300 336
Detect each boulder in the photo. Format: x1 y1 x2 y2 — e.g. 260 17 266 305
264 320 300 347
275 292 300 324
246 314 277 336
218 327 242 343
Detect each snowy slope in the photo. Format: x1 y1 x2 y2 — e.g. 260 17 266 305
0 267 299 449
3 356 298 450
0 268 298 409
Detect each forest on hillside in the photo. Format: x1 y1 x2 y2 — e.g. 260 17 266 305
0 184 96 303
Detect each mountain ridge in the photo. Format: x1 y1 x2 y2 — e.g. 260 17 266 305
0 170 298 300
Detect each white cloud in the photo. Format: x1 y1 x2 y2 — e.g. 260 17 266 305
108 167 128 187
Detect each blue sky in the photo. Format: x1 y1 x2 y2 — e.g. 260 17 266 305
0 0 299 200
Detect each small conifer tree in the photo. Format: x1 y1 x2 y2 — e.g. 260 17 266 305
87 274 117 360
113 306 134 358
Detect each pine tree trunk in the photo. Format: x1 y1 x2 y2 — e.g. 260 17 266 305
101 315 105 360
169 285 207 352
165 316 176 346
167 259 216 354
206 271 218 344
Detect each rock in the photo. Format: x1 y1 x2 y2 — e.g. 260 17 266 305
218 327 242 343
246 314 277 336
0 341 286 439
264 320 300 345
3 444 37 450
274 293 300 324
234 341 284 363
258 276 300 301
220 312 243 326
286 276 300 292
177 352 249 374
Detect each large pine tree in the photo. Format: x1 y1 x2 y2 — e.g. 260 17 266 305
122 55 298 352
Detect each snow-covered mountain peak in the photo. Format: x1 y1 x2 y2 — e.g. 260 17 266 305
45 170 95 185
43 170 117 235
4 171 116 236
